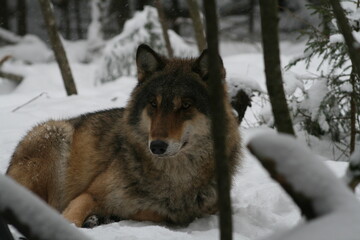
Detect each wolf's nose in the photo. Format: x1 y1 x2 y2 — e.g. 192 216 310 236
150 140 168 155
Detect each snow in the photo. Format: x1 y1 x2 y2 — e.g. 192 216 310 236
0 175 89 240
0 36 359 239
248 133 360 240
0 34 53 63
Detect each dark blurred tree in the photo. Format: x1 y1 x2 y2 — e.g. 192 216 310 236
135 0 152 10
154 0 173 57
110 0 130 32
0 0 10 30
74 0 83 39
186 0 206 51
259 0 295 135
16 0 27 36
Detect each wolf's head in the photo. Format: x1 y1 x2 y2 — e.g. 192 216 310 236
125 44 227 158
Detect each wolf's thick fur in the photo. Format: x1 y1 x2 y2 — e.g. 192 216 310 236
6 45 241 227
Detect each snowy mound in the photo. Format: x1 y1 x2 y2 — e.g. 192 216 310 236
96 6 196 84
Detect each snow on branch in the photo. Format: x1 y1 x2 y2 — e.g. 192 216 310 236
248 133 360 240
0 175 89 240
0 28 22 44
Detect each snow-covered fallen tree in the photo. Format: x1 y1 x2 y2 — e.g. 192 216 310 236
0 175 89 240
248 133 360 240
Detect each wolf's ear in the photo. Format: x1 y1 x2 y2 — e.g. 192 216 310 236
136 44 165 82
192 49 225 81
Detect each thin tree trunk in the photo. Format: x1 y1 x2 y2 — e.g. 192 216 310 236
61 0 71 39
38 0 78 95
329 0 359 154
329 0 360 75
202 1 233 240
248 0 255 34
259 0 295 135
186 0 206 52
0 0 10 30
74 0 83 39
350 71 356 154
154 0 173 58
17 0 27 36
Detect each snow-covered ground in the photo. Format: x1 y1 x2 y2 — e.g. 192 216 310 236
0 40 357 240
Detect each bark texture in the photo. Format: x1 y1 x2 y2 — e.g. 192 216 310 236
154 0 173 58
38 0 78 95
259 0 295 135
186 0 206 51
202 0 233 240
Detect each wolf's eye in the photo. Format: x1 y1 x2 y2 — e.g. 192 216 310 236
149 100 157 108
181 102 191 110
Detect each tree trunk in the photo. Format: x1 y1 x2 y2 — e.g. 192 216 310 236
248 0 255 34
329 0 360 75
38 0 78 95
202 1 233 240
169 0 180 33
329 0 360 154
61 0 71 39
135 0 151 11
110 0 130 33
16 0 27 36
74 0 83 39
259 0 295 135
154 0 173 58
0 0 10 30
350 71 356 154
186 0 206 52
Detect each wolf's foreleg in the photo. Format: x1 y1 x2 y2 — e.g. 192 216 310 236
62 192 97 227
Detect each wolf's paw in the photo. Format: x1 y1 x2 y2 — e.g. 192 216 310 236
82 215 99 228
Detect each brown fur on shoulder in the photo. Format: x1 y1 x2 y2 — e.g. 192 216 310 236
7 44 242 227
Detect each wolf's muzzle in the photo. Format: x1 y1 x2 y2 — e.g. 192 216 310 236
150 140 168 155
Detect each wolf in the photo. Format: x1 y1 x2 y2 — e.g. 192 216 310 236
6 44 241 227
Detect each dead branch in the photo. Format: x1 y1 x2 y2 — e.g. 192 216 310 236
0 70 23 84
0 55 12 66
11 92 48 112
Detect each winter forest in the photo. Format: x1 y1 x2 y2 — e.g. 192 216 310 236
0 0 360 239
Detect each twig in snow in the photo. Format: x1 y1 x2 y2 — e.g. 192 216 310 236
11 92 48 113
0 55 12 67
